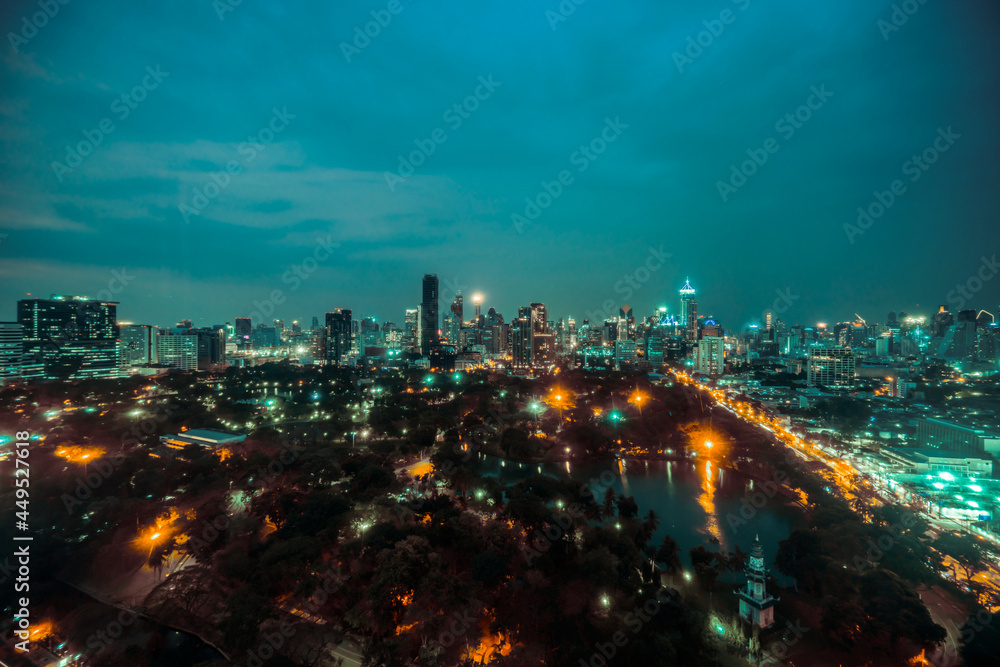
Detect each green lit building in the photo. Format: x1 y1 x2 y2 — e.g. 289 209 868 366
17 295 120 381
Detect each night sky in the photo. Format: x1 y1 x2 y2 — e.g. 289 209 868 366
1 0 998 330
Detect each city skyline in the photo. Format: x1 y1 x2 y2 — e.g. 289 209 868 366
5 273 998 333
2 1 999 328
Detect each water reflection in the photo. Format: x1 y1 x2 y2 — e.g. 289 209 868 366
698 460 725 548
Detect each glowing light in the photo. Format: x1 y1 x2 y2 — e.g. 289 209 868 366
939 472 955 481
970 485 983 492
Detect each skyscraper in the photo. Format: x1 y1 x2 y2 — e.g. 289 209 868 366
679 279 697 341
156 329 198 370
120 324 156 366
450 292 463 343
326 309 353 364
421 274 439 355
403 308 419 353
807 346 855 388
0 322 24 385
17 296 120 380
695 335 725 374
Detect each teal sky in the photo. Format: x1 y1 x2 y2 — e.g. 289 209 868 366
1 0 998 329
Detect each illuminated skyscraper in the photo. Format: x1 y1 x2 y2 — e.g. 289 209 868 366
121 324 156 366
0 322 23 385
679 279 697 340
421 274 439 355
450 292 463 342
326 309 352 364
404 308 419 353
17 296 120 380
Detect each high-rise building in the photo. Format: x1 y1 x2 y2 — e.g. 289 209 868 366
421 274 439 355
807 346 855 387
17 296 120 380
450 292 463 342
120 324 156 366
695 335 725 374
235 317 252 345
403 308 419 353
931 306 954 339
0 322 24 385
195 327 226 369
326 309 353 364
156 329 199 370
530 303 547 334
679 280 697 341
511 315 532 367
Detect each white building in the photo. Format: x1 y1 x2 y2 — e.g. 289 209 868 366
695 336 725 375
807 345 855 387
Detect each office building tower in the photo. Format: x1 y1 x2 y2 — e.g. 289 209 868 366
931 306 954 339
695 335 725 374
156 330 198 370
678 280 698 341
235 317 252 343
0 322 24 385
120 324 156 366
403 308 419 353
511 316 532 367
450 292 463 342
421 274 439 355
473 295 482 327
17 296 120 380
326 309 353 364
807 346 855 387
530 303 547 334
195 327 226 369
679 279 696 324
